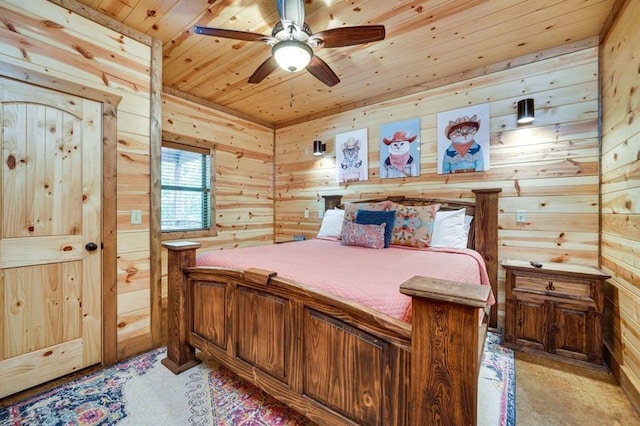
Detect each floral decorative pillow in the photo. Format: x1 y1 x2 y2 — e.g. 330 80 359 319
389 203 440 248
340 222 386 249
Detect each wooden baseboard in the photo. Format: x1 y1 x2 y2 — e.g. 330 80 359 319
603 341 620 381
620 369 640 416
604 342 640 416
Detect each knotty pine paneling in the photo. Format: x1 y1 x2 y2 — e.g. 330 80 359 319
600 0 638 409
0 0 153 361
275 46 601 330
160 92 275 330
116 0 612 126
601 0 640 410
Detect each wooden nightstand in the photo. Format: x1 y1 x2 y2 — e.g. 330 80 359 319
502 259 610 368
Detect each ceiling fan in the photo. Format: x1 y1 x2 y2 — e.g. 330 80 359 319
194 0 385 87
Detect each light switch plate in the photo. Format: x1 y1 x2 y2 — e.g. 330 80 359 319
131 210 142 224
516 210 526 223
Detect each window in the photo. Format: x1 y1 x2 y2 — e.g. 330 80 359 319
161 141 213 235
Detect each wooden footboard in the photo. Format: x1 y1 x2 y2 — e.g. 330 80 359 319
162 242 491 425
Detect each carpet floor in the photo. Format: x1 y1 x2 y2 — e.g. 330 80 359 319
0 331 514 425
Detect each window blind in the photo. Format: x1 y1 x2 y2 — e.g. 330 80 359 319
161 145 211 232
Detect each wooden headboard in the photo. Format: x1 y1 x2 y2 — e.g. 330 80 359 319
323 188 502 327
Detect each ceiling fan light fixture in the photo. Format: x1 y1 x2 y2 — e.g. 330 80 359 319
272 40 313 72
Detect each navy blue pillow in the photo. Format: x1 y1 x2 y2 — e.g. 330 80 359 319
355 209 396 248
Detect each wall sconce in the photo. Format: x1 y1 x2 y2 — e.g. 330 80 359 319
313 140 326 156
517 98 535 124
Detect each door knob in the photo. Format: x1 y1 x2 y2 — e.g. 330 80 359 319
85 242 98 251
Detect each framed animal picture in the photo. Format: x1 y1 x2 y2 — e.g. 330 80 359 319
437 104 490 174
335 128 368 183
379 118 421 179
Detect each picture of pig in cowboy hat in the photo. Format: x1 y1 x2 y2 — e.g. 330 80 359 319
381 130 418 178
442 114 485 174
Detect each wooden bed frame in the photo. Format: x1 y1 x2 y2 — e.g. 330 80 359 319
162 188 501 425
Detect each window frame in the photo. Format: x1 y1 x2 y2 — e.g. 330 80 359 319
160 140 216 240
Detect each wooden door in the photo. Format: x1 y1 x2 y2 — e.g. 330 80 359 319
551 301 592 362
512 293 548 352
0 77 102 398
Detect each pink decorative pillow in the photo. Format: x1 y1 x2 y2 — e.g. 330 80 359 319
389 203 440 248
341 222 386 249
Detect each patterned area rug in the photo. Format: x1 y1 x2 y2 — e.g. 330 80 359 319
479 331 516 426
0 331 514 425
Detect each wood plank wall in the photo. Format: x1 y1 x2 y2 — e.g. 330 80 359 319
0 0 153 360
601 0 640 411
274 45 601 329
160 92 274 336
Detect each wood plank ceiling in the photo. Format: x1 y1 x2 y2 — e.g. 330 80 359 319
74 0 615 128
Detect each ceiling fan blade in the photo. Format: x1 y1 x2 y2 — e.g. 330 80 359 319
309 25 386 48
306 56 340 87
194 26 271 43
248 56 279 84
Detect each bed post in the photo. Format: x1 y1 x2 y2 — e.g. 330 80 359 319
400 277 491 426
471 188 501 328
161 241 202 374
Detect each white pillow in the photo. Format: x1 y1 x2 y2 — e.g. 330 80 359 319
317 209 345 238
464 215 474 236
430 208 467 249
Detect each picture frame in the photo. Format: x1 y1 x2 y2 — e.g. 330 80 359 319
379 118 421 179
437 104 490 174
335 128 368 183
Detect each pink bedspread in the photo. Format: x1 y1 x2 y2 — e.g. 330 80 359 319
196 238 494 322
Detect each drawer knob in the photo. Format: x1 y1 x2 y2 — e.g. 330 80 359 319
546 281 555 291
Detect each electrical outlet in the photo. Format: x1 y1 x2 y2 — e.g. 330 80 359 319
304 208 309 219
131 210 142 224
318 210 324 219
516 210 526 223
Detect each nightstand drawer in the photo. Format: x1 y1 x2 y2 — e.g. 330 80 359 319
514 276 592 299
